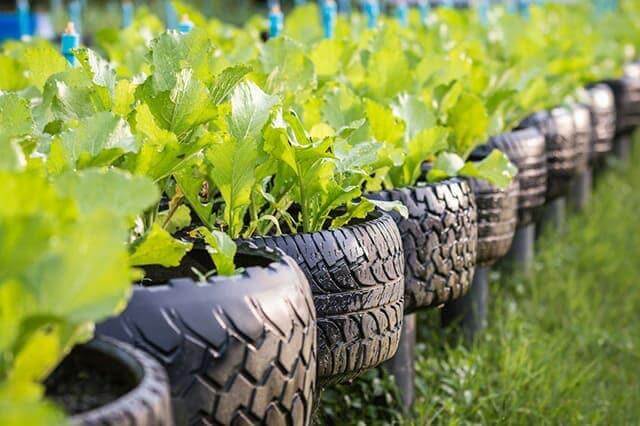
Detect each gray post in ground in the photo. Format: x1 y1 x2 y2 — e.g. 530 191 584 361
384 314 416 412
614 134 632 165
569 168 592 211
441 266 490 343
540 197 567 235
504 223 536 276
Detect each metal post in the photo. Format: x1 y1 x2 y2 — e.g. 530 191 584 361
441 266 489 343
569 167 592 211
504 223 536 275
540 197 566 235
614 134 631 165
383 314 415 412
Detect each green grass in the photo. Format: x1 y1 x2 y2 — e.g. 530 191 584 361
322 141 640 425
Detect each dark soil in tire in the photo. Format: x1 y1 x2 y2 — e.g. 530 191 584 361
587 83 616 161
45 337 173 426
484 128 547 226
367 179 477 313
245 213 405 386
97 245 317 425
468 177 519 267
520 108 578 200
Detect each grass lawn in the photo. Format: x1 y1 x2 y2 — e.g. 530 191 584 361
321 140 640 425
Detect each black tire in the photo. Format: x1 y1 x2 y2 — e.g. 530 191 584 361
485 128 547 226
245 212 405 386
46 337 173 426
97 245 317 425
605 62 640 135
367 179 477 313
519 107 578 200
570 102 592 173
468 177 519 267
587 83 616 161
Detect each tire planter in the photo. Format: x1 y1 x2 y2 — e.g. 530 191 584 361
570 102 592 173
467 177 519 267
484 128 547 226
45 337 173 426
245 212 405 386
587 83 616 161
97 245 317 425
367 179 478 314
519 107 578 200
605 62 640 135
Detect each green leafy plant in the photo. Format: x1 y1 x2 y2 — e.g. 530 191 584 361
0 166 158 423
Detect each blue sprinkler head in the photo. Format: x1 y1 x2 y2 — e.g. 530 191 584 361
363 0 380 29
179 14 194 33
269 4 284 38
322 0 338 38
61 21 80 66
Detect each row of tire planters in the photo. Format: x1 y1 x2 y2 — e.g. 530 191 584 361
367 179 478 314
97 244 318 425
247 211 406 386
45 337 173 425
605 62 640 136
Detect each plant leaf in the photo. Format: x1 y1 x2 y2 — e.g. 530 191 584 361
427 152 466 182
447 92 489 159
192 227 237 277
210 65 252 105
53 169 159 222
137 69 217 140
228 81 279 141
459 149 518 189
49 112 138 171
130 223 192 267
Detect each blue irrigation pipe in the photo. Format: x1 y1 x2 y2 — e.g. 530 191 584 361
50 0 62 14
418 0 430 25
441 0 454 9
17 0 31 39
395 0 408 27
179 15 194 34
164 0 178 30
61 22 79 66
269 4 284 38
321 0 337 38
478 0 489 25
122 1 134 28
363 0 379 29
337 0 351 15
518 0 531 18
68 0 82 37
